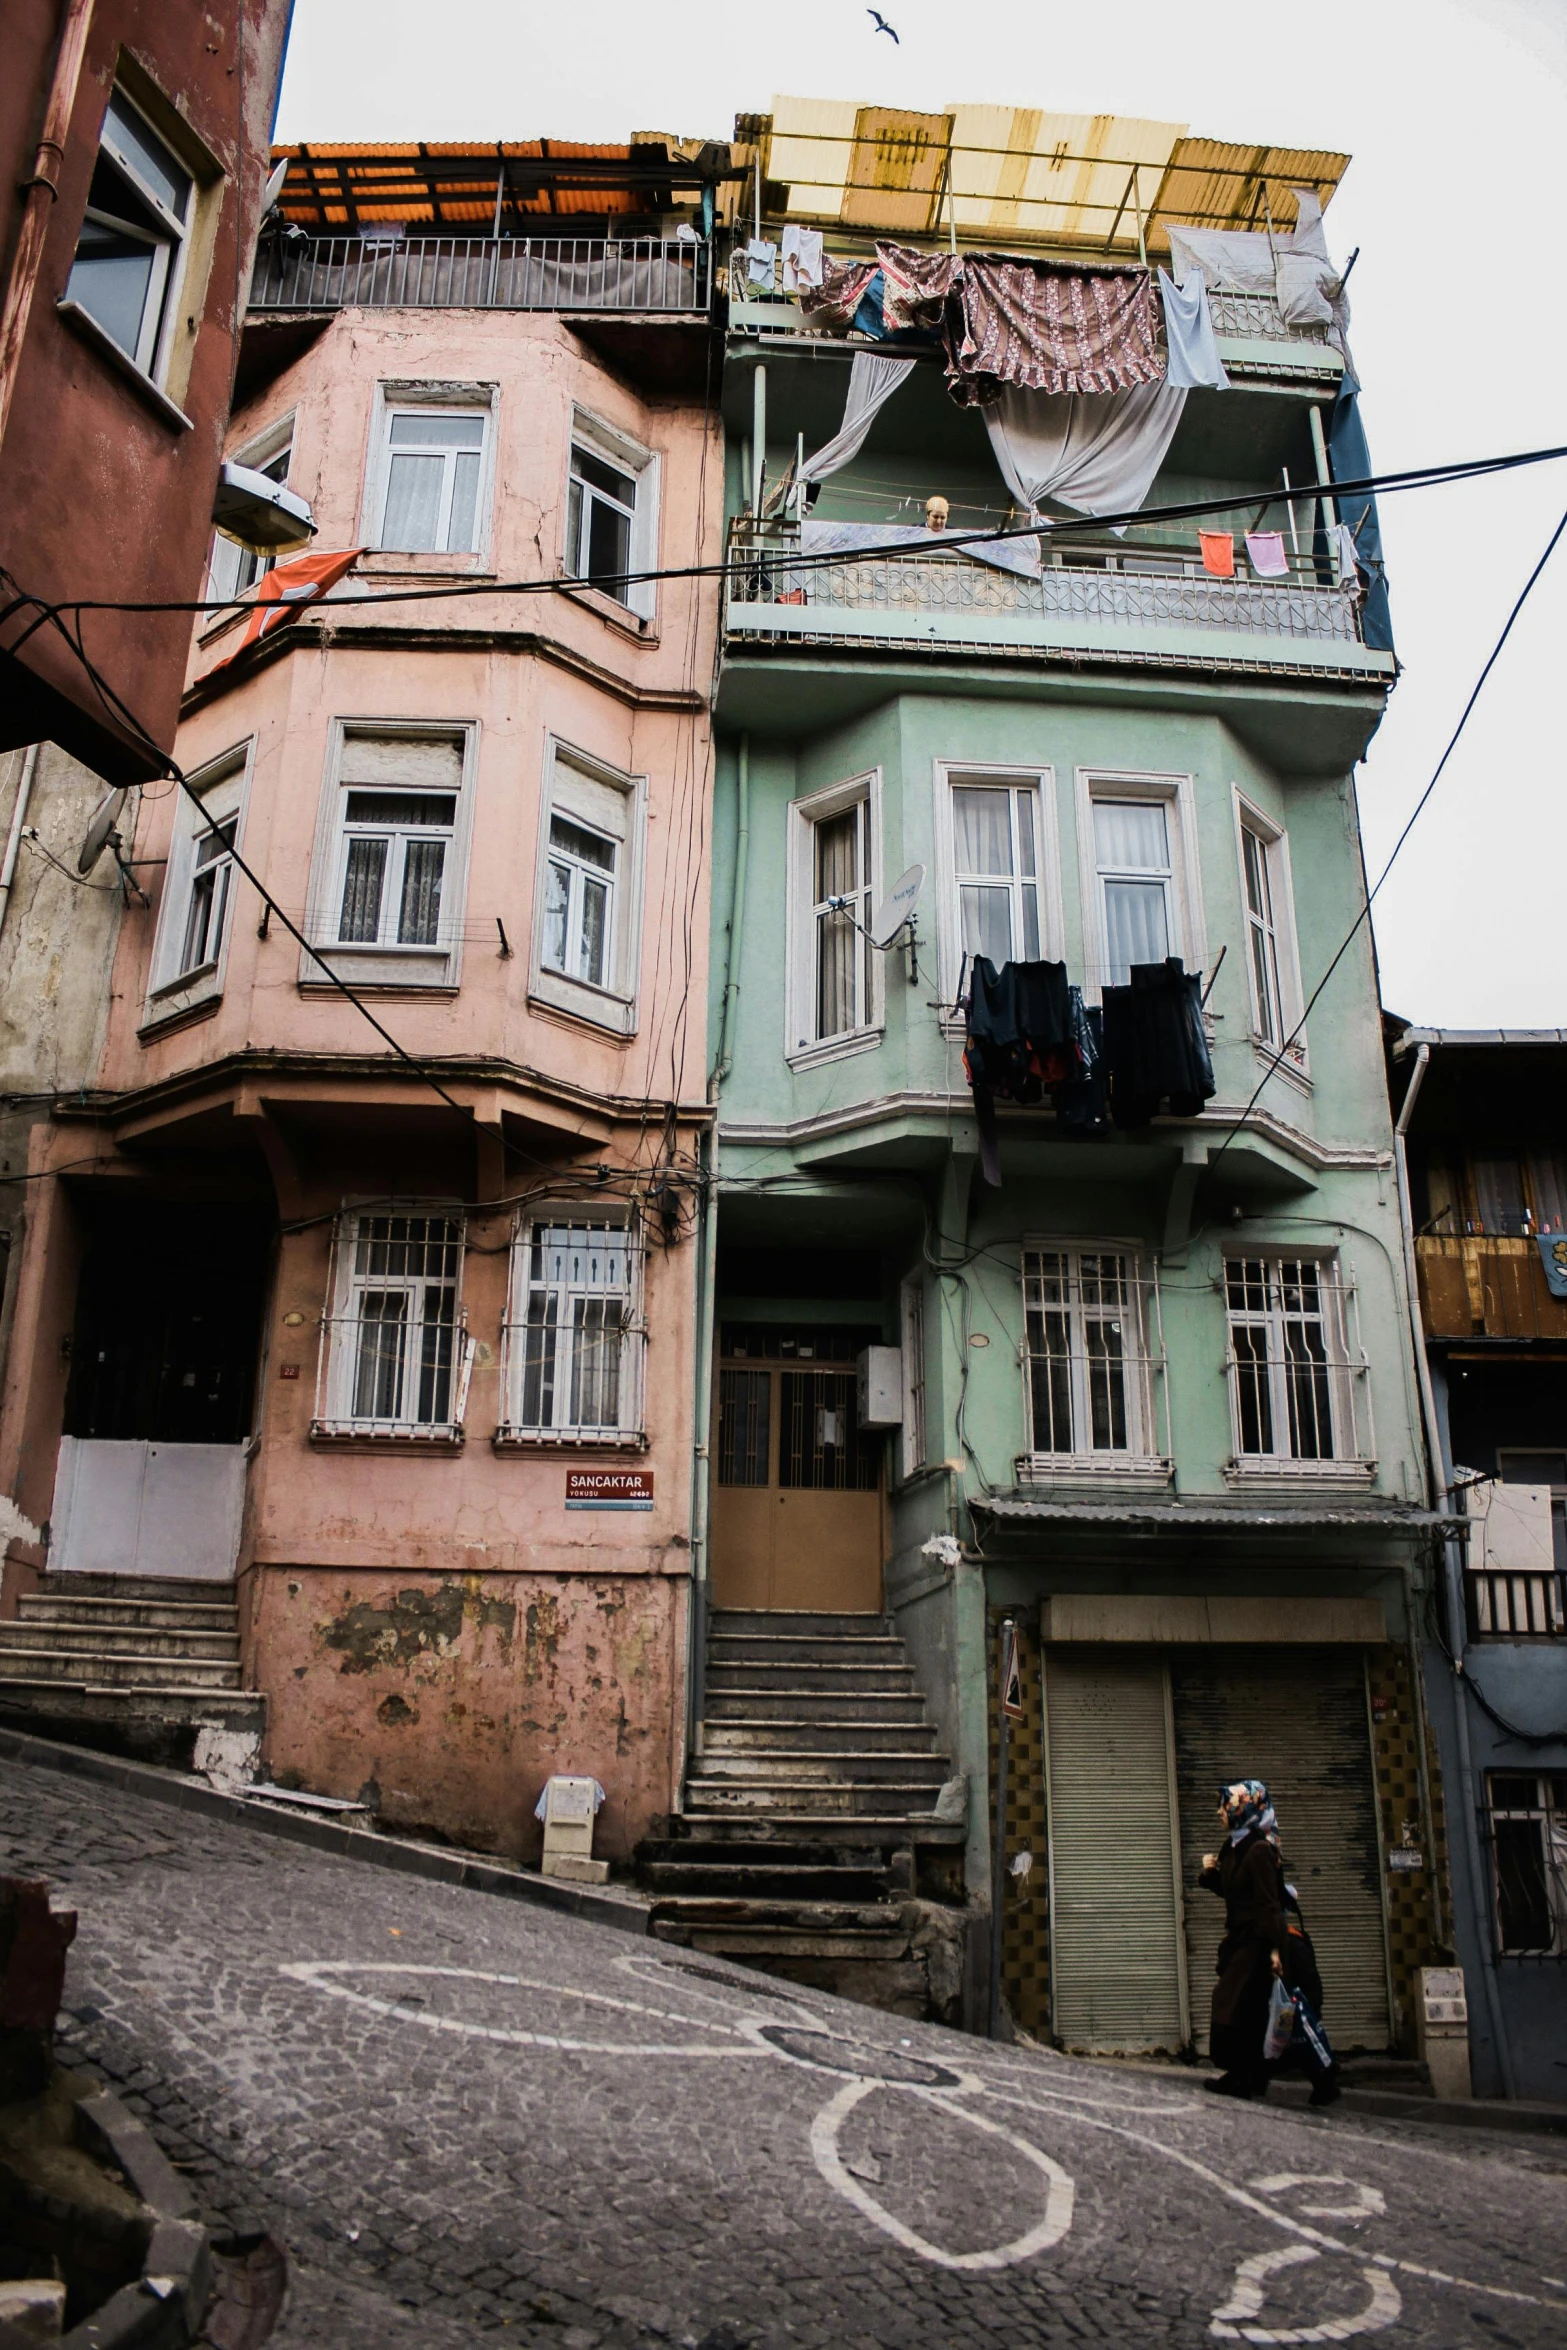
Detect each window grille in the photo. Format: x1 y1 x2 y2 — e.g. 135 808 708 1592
1487 1774 1567 1957
1224 1256 1370 1468
499 1214 644 1443
1019 1248 1164 1469
316 1212 467 1437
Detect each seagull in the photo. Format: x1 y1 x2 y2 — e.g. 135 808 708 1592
868 8 900 39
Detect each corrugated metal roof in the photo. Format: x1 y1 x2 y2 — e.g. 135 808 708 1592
974 1497 1457 1531
749 97 1348 254
273 139 725 229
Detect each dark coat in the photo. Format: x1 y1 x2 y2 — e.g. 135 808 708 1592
1201 1829 1287 2072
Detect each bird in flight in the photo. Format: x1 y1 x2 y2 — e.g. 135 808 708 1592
868 8 900 39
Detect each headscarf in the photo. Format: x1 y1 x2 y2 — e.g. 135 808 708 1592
1219 1779 1279 1847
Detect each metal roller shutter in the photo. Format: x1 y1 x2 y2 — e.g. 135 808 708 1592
1171 1650 1391 2055
1044 1648 1188 2052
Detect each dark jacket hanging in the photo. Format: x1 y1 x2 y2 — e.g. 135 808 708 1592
1099 957 1215 1129
963 956 1077 1184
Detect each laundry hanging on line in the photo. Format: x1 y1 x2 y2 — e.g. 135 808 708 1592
781 223 824 293
1244 530 1290 579
1199 531 1236 578
1098 958 1216 1130
1157 269 1230 391
962 957 1082 1187
745 238 777 288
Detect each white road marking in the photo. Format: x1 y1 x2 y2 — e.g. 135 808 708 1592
277 1961 769 2058
1209 2244 1401 2342
1251 2176 1388 2220
809 2077 1074 2272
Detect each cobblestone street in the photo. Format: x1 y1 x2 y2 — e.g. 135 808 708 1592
1 1755 1563 2350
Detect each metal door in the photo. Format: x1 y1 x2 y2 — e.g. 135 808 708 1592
711 1342 883 1611
1043 1647 1189 2051
1171 1650 1392 2054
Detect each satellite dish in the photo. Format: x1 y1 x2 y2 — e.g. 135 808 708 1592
78 786 128 876
869 862 925 949
262 157 289 215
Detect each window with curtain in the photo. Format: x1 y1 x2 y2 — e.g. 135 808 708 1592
1093 797 1173 985
532 752 638 1024
65 89 192 381
323 1212 464 1434
1023 1248 1153 1459
378 408 487 552
811 798 872 1043
952 780 1042 970
543 813 617 989
504 1216 643 1440
1471 1154 1530 1236
335 789 456 950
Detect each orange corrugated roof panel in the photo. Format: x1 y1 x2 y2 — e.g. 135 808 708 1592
272 140 682 228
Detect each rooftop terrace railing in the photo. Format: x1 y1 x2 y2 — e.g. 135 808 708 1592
250 234 712 315
724 517 1374 670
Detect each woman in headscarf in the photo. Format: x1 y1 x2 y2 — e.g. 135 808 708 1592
1199 1780 1286 2100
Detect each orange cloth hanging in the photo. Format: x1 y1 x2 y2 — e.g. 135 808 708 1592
1199 530 1235 578
211 547 365 669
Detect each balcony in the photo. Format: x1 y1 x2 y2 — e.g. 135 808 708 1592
723 518 1393 684
250 233 713 317
726 277 1342 384
1415 1235 1567 1343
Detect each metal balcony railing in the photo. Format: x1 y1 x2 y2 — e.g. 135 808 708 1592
725 519 1370 662
251 234 712 316
1467 1567 1567 1640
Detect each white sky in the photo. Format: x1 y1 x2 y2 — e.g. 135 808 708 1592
275 0 1567 1029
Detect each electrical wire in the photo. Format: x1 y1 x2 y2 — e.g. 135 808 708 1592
4 440 1565 629
1204 501 1567 1182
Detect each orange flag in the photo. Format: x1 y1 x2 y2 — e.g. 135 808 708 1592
212 546 364 668
1198 530 1235 578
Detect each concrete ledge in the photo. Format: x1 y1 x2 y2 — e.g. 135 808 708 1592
0 1727 650 1938
63 2087 210 2349
1040 1595 1388 1644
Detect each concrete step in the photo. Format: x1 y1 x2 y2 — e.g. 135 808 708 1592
1 1622 239 1662
708 1633 907 1667
695 1749 949 1784
20 1595 239 1632
703 1719 937 1755
669 1812 966 1849
685 1777 947 1818
0 1684 263 1729
706 1662 919 1695
710 1610 892 1632
641 1860 893 1900
650 1896 904 1931
37 1574 238 1604
704 1688 929 1725
0 1647 242 1691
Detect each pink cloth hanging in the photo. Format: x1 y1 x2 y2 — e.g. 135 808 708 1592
1244 530 1290 579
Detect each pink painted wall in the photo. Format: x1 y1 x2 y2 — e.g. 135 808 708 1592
1 305 719 1856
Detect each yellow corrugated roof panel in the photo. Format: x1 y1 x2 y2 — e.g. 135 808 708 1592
946 107 1183 245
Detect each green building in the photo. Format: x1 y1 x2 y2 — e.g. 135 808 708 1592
668 100 1448 2057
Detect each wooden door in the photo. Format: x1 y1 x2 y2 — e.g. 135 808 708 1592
711 1347 883 1612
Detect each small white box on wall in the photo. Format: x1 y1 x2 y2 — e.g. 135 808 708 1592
536 1774 608 1883
857 1346 904 1429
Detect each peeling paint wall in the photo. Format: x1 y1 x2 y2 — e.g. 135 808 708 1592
250 1567 684 1861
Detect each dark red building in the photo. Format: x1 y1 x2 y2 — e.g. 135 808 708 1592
0 0 294 781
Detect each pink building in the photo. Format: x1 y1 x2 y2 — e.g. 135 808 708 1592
0 141 725 1861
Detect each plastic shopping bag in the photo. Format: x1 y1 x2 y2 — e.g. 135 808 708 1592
1263 1974 1298 2062
1290 1988 1335 2073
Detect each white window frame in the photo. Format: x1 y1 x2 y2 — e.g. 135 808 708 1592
362 381 498 561
528 739 647 1037
1018 1243 1168 1482
303 721 478 991
1233 789 1307 1076
498 1208 646 1446
934 761 1063 1009
1222 1251 1374 1482
65 86 193 386
144 741 252 1021
785 769 883 1069
565 406 661 623
899 1270 927 1482
1074 768 1205 1003
207 414 294 611
316 1207 470 1441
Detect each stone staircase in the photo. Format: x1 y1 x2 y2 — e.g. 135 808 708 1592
0 1575 263 1763
639 1609 971 2020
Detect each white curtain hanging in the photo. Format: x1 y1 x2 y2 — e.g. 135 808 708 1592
982 382 1188 521
801 352 918 484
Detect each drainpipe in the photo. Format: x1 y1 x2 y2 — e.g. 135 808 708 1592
0 745 41 940
713 735 750 1088
1393 1037 1517 2095
0 0 96 455
751 365 766 518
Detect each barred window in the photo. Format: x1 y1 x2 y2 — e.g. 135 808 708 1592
1225 1256 1355 1463
319 1212 464 1436
1023 1248 1154 1460
503 1215 643 1442
1488 1774 1567 1956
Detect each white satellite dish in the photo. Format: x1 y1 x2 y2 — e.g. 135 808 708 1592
262 157 289 215
869 862 925 949
78 786 128 876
